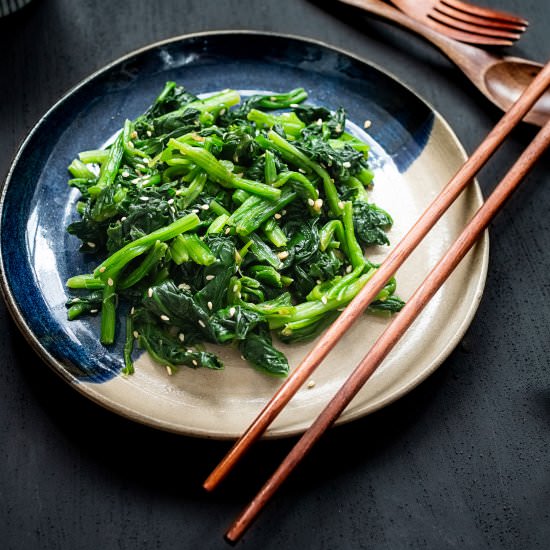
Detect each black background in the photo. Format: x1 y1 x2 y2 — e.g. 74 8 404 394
1 1 549 549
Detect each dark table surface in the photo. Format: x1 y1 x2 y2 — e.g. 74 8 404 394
1 1 549 549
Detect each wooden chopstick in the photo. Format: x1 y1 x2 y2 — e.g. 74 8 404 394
204 59 550 496
225 111 550 543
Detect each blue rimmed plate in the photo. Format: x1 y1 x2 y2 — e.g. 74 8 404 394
0 31 488 439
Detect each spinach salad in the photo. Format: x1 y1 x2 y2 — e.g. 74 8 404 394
65 83 404 378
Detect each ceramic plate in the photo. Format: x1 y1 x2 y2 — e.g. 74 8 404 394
0 32 488 439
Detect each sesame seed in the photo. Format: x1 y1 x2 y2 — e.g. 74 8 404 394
342 161 351 168
120 216 127 221
90 309 98 314
139 196 149 201
338 201 345 210
130 130 138 139
146 130 152 137
289 103 299 108
192 359 198 366
106 278 114 287
274 213 282 220
198 320 206 328
314 198 323 210
229 307 236 318
335 124 342 133
316 118 323 125
99 266 106 273
187 349 193 353
127 141 135 149
160 314 170 322
166 365 173 375
298 168 306 174
121 170 130 178
191 209 199 214
270 96 277 101
316 279 321 285
307 198 315 206
178 333 185 342
364 120 372 129
307 380 316 389
178 283 191 291
232 284 239 293
321 296 328 305
277 250 289 260
205 275 215 281
219 108 226 116
207 301 213 310
133 330 139 338
87 242 96 248
346 265 353 273
167 198 174 205
201 204 210 210
225 227 231 235
148 288 153 297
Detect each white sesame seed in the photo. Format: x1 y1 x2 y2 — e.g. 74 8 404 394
198 320 206 328
107 278 114 287
87 242 96 248
99 266 106 273
178 333 185 342
120 216 127 221
178 283 191 291
192 359 198 366
289 103 300 108
130 130 138 139
121 170 130 178
160 314 170 322
307 380 316 389
342 161 351 168
316 280 321 285
298 168 306 174
187 349 193 353
207 301 213 310
146 130 152 137
346 265 353 273
229 307 236 318
127 141 135 149
321 296 328 305
219 108 226 116
314 198 323 210
316 118 323 125
90 309 98 314
201 204 210 210
205 274 215 281
307 198 315 206
277 250 289 260
167 198 174 205
139 196 149 201
148 288 153 297
133 330 139 338
232 284 239 293
338 201 345 210
335 124 342 133
225 227 231 235
364 120 372 129
166 365 173 375
191 209 199 214
130 307 135 315
270 96 277 101
274 213 282 220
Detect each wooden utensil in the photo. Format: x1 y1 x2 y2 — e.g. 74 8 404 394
220 59 550 543
337 0 548 126
388 0 527 46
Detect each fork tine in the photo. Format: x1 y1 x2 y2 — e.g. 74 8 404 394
436 3 527 31
442 0 529 26
430 10 524 42
421 17 515 46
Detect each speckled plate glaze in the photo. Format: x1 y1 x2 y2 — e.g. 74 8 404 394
0 31 488 439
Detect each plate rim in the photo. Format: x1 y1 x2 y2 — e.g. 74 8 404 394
0 29 489 439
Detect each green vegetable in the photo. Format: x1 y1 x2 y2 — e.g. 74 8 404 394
65 82 403 377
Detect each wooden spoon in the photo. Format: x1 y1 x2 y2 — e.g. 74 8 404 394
338 0 549 126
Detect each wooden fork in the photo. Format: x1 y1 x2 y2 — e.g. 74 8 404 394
388 0 528 46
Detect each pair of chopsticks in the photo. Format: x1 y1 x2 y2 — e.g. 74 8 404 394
205 59 550 544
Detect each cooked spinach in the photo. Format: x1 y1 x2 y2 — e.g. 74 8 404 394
65 82 404 377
